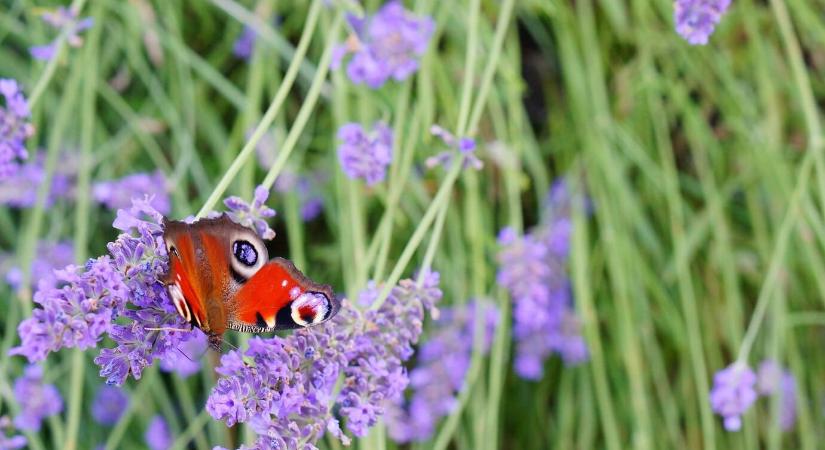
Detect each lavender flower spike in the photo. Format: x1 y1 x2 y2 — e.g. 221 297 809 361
0 79 34 180
91 386 129 426
30 7 94 61
224 185 277 240
333 1 434 88
674 0 731 45
426 125 482 171
337 122 393 186
145 415 172 450
709 362 757 431
12 365 63 431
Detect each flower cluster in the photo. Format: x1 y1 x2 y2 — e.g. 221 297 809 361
0 79 34 180
93 170 170 215
2 240 74 293
10 255 130 362
30 7 94 61
674 0 731 45
224 185 277 240
145 415 172 450
426 125 482 171
91 385 129 425
332 1 434 88
233 26 257 60
0 152 76 208
710 359 798 432
496 180 587 380
12 365 63 432
337 122 393 186
207 272 442 448
386 300 499 442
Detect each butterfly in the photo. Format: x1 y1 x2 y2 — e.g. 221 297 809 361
160 214 340 349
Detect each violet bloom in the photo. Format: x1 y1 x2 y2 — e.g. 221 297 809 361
337 122 393 186
0 79 33 180
233 26 256 60
674 0 731 45
30 7 94 61
386 300 499 443
709 362 757 431
145 415 172 450
10 256 130 362
159 329 208 378
96 198 197 385
207 272 442 447
496 180 587 380
274 171 326 222
0 152 76 208
2 241 74 293
224 185 277 240
333 1 434 88
756 359 798 431
93 171 170 215
12 365 63 431
91 386 129 425
0 417 26 450
426 125 482 171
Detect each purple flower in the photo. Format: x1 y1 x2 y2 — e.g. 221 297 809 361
0 79 33 180
274 171 327 222
386 300 498 443
207 272 442 446
159 329 208 378
10 256 130 362
91 386 129 425
233 26 257 59
93 171 170 215
30 7 94 61
426 125 482 171
496 180 586 379
224 185 277 240
756 359 798 431
145 415 172 450
337 122 393 186
709 362 757 431
0 417 26 450
0 152 75 208
95 200 196 385
333 1 434 88
12 365 63 431
674 0 731 45
1 240 74 293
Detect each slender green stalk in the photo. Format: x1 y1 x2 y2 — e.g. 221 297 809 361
197 0 324 217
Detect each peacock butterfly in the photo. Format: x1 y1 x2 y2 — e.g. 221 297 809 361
161 214 340 349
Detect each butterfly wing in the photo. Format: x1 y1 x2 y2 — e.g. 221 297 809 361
227 257 339 332
162 223 210 329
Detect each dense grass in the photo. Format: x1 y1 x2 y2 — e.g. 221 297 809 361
1 0 825 449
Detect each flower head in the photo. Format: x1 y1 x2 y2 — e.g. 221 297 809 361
91 385 129 426
496 179 587 379
337 122 393 186
756 359 798 431
2 240 74 293
426 125 482 171
159 329 208 378
233 26 257 60
12 365 63 431
224 185 277 240
709 362 757 431
30 7 94 60
333 1 434 88
674 0 731 45
93 171 170 215
0 79 33 180
145 415 172 450
0 152 75 208
386 300 498 442
207 272 442 446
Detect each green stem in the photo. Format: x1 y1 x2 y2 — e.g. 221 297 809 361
196 0 324 217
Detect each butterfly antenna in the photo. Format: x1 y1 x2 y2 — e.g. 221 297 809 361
176 347 195 363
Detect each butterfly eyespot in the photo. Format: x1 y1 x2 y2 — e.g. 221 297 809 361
290 292 330 327
229 238 267 282
232 240 258 266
